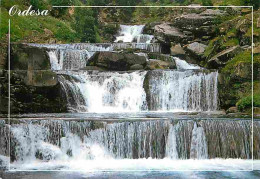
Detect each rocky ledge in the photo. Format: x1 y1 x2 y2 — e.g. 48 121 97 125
86 51 176 71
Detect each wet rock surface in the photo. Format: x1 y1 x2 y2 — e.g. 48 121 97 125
87 51 147 71
11 44 51 70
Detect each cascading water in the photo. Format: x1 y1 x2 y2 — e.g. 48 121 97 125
58 71 148 112
8 119 258 171
190 123 208 159
114 25 154 43
9 24 253 173
57 69 218 112
48 49 91 70
173 57 201 70
145 70 218 111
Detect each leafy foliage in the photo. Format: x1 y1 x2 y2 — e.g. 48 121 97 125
50 0 74 17
237 93 260 111
73 8 97 42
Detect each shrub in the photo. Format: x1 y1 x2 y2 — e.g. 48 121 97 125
73 8 97 42
237 93 260 111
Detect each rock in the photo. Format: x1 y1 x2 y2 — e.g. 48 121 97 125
145 59 176 70
173 13 214 28
80 66 106 71
130 64 143 70
154 23 188 44
241 8 252 14
0 70 4 77
254 45 260 54
25 70 58 87
0 96 8 114
236 18 250 34
8 70 66 114
44 28 53 36
11 44 51 70
170 44 185 56
217 73 225 85
48 38 56 44
208 46 242 68
124 53 147 65
257 18 260 28
87 52 146 71
231 61 253 80
186 4 206 13
200 9 226 16
173 11 223 36
148 53 173 62
254 107 260 115
186 42 207 56
143 22 161 34
225 7 241 15
227 106 238 113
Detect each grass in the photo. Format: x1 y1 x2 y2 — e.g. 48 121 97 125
0 7 78 43
222 51 260 74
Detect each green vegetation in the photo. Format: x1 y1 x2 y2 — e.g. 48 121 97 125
73 8 96 43
222 51 252 74
0 7 77 42
237 93 260 111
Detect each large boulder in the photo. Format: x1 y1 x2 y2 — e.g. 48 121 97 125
200 9 226 16
186 42 207 60
80 66 106 71
173 9 225 37
154 23 189 44
9 70 66 114
170 44 186 56
208 46 242 68
11 43 51 70
87 52 147 71
130 64 144 70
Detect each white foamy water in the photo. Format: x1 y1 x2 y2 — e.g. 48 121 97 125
48 49 92 70
9 119 257 171
115 25 145 43
190 123 208 159
173 57 201 70
57 70 218 113
11 159 255 171
58 71 148 112
147 70 218 111
165 125 178 159
0 155 9 169
135 34 154 43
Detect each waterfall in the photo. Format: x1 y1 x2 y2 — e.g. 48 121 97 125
135 34 154 43
165 125 178 159
9 119 256 166
114 25 157 51
190 123 208 159
113 43 161 53
57 70 218 112
115 25 145 42
58 71 148 112
173 57 201 70
48 49 91 70
146 70 218 111
48 51 63 70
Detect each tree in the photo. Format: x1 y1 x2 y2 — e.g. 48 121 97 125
202 0 213 6
50 0 74 17
73 8 97 42
30 0 48 10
